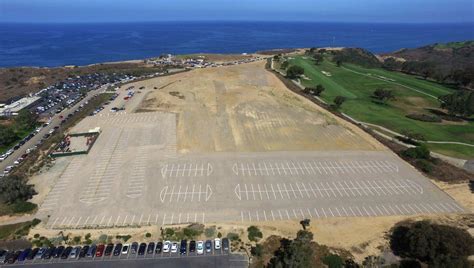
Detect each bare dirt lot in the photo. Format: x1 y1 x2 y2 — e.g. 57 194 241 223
139 61 383 153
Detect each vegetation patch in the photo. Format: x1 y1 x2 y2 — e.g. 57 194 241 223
406 113 441 122
390 220 474 267
0 219 40 240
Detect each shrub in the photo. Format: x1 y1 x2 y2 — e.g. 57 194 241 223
323 254 344 268
251 244 263 257
286 65 304 79
247 226 263 242
227 232 239 241
183 226 203 239
34 233 40 239
204 227 216 238
217 232 222 238
145 232 151 238
416 159 433 173
98 234 107 243
402 145 430 160
406 113 441 122
73 236 81 244
164 228 175 238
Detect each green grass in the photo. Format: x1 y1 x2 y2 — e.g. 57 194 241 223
0 218 40 240
288 56 474 159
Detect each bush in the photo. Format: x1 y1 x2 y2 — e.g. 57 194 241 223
390 221 474 266
204 227 216 238
247 226 263 242
0 175 37 204
73 236 81 244
145 232 151 238
217 232 222 238
323 254 344 268
402 145 430 160
286 66 304 79
406 113 441 122
164 228 175 239
10 201 37 214
227 232 239 241
98 234 108 243
251 244 263 257
34 233 40 239
183 226 203 239
416 159 433 173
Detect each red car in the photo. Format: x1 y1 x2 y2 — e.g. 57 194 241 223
95 244 105 257
123 96 130 100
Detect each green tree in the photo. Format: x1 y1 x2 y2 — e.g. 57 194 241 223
336 60 342 67
247 226 263 242
373 88 395 103
0 126 17 147
333 96 347 109
268 230 315 268
323 254 344 268
390 221 474 266
280 61 289 70
313 53 324 65
14 110 37 130
439 90 474 117
314 84 325 96
286 65 305 79
0 175 37 204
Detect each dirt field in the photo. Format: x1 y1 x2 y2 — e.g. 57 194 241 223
138 61 383 153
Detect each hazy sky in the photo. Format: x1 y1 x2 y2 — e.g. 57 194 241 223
1 0 473 23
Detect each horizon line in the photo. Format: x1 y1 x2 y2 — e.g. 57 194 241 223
1 19 474 24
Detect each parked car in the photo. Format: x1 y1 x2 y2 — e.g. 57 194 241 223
197 241 204 255
87 244 96 258
69 247 80 259
6 251 21 264
131 242 138 254
104 243 114 256
61 246 72 259
147 242 155 254
222 238 229 251
95 244 105 257
113 243 122 256
180 240 187 255
27 248 39 260
18 248 31 261
205 240 212 253
189 240 196 253
0 250 7 263
214 238 221 250
155 242 163 254
53 246 64 258
79 245 89 258
163 241 171 253
138 243 146 255
121 244 129 255
171 242 178 253
42 247 55 259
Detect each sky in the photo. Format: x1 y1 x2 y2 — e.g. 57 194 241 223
0 0 473 23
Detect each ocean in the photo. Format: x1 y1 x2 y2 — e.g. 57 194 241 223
1 21 473 67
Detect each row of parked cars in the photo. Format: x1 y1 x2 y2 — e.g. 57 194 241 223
0 238 230 264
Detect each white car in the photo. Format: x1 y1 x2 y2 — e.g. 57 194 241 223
214 238 221 250
0 155 6 161
197 241 204 255
122 244 129 255
163 241 171 253
171 242 178 253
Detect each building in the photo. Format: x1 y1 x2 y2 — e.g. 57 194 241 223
0 96 42 116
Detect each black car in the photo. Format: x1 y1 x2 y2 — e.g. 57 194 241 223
147 242 155 254
61 246 72 259
113 244 122 256
131 242 138 254
79 245 89 258
138 243 146 256
155 242 163 254
189 241 196 253
222 238 230 252
53 246 64 258
180 240 187 255
6 251 21 264
27 248 39 260
104 243 114 256
205 240 212 253
43 247 55 259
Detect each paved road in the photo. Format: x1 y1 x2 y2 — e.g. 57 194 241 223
0 85 109 174
3 253 248 268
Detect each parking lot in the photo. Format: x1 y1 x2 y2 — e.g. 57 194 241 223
34 111 465 229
